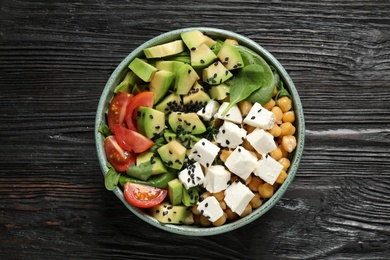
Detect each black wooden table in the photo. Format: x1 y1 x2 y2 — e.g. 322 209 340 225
1 1 389 259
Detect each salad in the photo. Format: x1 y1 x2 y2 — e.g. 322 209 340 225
99 30 297 227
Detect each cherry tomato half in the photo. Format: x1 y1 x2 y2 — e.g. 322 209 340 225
113 124 154 153
125 91 154 131
107 92 133 134
123 182 167 208
104 135 135 172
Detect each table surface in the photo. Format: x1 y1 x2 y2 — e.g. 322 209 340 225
1 0 390 259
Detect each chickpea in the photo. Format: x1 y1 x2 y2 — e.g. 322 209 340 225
262 98 275 111
278 157 291 171
191 205 201 215
280 122 296 136
244 124 256 134
240 204 253 218
270 147 283 161
243 139 255 151
245 174 252 185
268 123 282 137
199 191 211 201
275 170 288 184
282 135 297 153
278 145 288 158
248 176 263 192
220 149 233 162
213 213 228 227
199 215 212 227
272 85 278 97
212 191 225 201
250 193 263 209
277 96 292 112
271 106 283 124
238 100 253 117
225 38 239 45
282 111 295 123
225 207 238 221
258 183 274 199
219 200 227 210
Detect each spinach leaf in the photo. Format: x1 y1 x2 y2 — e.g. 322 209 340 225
236 45 275 105
222 63 274 115
104 167 121 191
126 162 153 181
98 121 111 137
119 171 177 189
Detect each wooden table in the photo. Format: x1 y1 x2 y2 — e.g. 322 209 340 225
1 1 389 259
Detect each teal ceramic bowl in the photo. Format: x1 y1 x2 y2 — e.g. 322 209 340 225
95 27 305 236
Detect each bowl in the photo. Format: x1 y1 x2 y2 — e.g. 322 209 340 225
95 27 305 236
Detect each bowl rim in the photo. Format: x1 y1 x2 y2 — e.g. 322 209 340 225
95 27 305 236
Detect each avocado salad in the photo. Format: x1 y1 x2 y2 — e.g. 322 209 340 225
99 30 297 226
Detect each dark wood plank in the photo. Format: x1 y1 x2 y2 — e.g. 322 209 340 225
1 0 390 259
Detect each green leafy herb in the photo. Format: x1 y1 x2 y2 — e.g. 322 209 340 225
221 63 274 115
126 162 153 181
149 136 167 153
236 45 275 105
104 167 121 191
99 121 111 137
119 171 177 189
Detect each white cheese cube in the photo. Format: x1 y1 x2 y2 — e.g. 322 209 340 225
224 146 258 180
246 128 277 155
216 121 247 149
188 138 220 168
224 181 255 216
243 102 275 130
203 165 231 193
197 196 224 222
214 102 242 124
178 161 204 189
197 99 220 121
254 154 284 185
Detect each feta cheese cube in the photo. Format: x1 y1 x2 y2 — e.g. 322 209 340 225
197 99 220 121
188 138 220 168
203 165 231 193
178 161 205 189
216 121 247 149
214 102 242 124
197 196 224 222
243 102 275 130
246 128 277 155
224 180 255 216
254 154 284 185
224 146 258 180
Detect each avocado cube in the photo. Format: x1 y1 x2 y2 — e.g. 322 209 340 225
202 61 233 85
190 43 217 69
174 63 200 95
149 203 190 224
143 40 185 59
129 58 157 82
168 112 206 135
136 151 167 175
217 41 244 70
157 140 186 170
149 70 175 104
168 178 183 205
137 107 165 139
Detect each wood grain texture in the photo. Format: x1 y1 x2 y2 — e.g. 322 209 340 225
1 0 389 259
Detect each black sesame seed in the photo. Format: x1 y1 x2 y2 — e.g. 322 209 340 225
150 115 153 119
205 203 208 207
156 210 160 213
222 129 226 134
200 59 205 64
206 163 210 167
167 205 173 210
225 70 229 75
226 140 230 145
188 70 191 74
213 73 217 78
168 218 172 222
202 142 205 146
163 211 169 216
155 125 160 129
191 47 196 51
258 109 262 113
226 114 230 117
238 148 241 152
214 61 218 66
251 116 256 120
225 57 229 61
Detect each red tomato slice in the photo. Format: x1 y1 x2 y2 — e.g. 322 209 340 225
104 135 135 172
113 124 154 153
125 91 154 131
107 92 133 134
123 182 167 208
